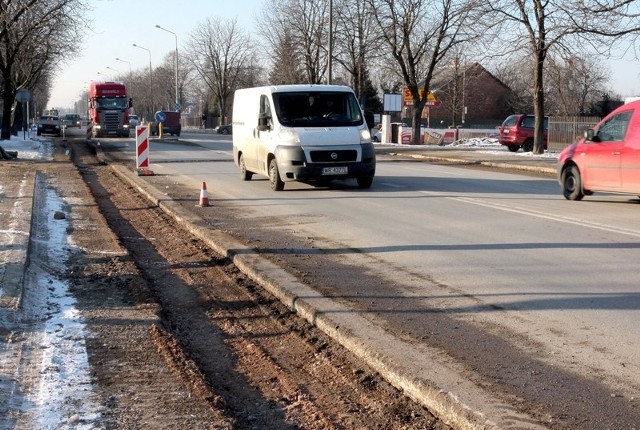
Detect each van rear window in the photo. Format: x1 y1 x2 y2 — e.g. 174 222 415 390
273 91 363 127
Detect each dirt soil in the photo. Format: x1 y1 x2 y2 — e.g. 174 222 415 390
1 139 450 429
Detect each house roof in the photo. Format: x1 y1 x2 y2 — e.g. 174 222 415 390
421 63 511 93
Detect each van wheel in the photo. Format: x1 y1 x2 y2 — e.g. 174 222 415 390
269 158 284 191
357 175 374 189
522 139 534 152
507 145 519 152
239 154 253 181
561 165 584 201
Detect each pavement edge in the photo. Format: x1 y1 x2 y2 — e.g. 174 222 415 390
0 170 40 309
109 162 547 430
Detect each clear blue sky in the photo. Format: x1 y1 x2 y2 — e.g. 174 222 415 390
49 0 262 109
49 0 639 110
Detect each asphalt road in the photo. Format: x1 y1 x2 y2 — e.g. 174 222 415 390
94 130 640 428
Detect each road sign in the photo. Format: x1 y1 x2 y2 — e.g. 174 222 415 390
383 93 402 112
155 111 166 122
173 103 181 112
16 89 31 103
402 88 440 107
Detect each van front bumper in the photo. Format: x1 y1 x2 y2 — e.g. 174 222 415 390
276 143 376 182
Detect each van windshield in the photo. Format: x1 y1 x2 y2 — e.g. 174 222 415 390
273 91 363 127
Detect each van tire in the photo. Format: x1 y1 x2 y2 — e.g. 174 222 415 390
561 165 584 201
239 154 253 181
507 145 519 152
522 139 534 152
269 158 285 191
357 175 374 189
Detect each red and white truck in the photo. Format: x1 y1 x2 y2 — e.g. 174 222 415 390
88 81 133 138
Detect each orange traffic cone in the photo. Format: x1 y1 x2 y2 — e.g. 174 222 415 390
199 182 210 207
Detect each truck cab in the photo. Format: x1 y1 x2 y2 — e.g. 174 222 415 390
88 81 132 138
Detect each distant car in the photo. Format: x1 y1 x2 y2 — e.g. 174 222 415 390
215 124 232 135
63 113 81 129
371 124 381 142
498 114 548 152
150 111 181 136
128 115 139 128
37 115 62 136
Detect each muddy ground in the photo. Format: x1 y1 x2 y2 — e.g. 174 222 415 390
0 139 449 429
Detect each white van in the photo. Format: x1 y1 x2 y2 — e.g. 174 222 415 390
232 85 376 191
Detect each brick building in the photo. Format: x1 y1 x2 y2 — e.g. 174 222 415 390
408 63 512 129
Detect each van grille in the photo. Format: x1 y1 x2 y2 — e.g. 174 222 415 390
310 150 357 162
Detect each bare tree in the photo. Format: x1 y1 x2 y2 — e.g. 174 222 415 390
186 17 256 124
155 52 178 111
0 0 86 142
486 0 639 153
268 29 306 84
258 0 329 84
545 54 608 116
492 58 535 114
368 0 486 145
332 0 384 99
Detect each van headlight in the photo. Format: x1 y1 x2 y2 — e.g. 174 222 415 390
278 127 300 144
360 128 371 143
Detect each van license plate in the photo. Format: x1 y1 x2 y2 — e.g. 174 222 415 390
323 166 348 175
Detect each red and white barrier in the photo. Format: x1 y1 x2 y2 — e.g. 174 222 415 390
135 125 154 176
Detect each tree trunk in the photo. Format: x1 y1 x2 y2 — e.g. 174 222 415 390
217 95 226 125
1 76 15 141
412 99 426 145
532 52 546 155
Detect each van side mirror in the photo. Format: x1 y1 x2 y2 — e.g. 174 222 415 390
257 114 271 131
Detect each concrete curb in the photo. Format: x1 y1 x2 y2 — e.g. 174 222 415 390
397 153 557 176
111 163 546 429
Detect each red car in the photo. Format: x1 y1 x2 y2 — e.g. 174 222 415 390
558 100 640 200
498 114 548 152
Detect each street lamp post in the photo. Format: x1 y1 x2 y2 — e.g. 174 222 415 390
155 24 179 109
115 57 133 98
106 66 119 80
132 43 154 117
328 0 333 85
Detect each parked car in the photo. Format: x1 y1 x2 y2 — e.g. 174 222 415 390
37 115 62 136
371 124 381 142
215 124 232 135
63 113 82 129
498 114 548 152
150 111 181 136
558 100 640 200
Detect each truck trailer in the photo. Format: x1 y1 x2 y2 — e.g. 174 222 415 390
88 81 133 138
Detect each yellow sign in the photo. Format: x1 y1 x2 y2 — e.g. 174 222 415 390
402 88 440 107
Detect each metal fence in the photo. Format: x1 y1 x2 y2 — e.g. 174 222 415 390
548 116 601 152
